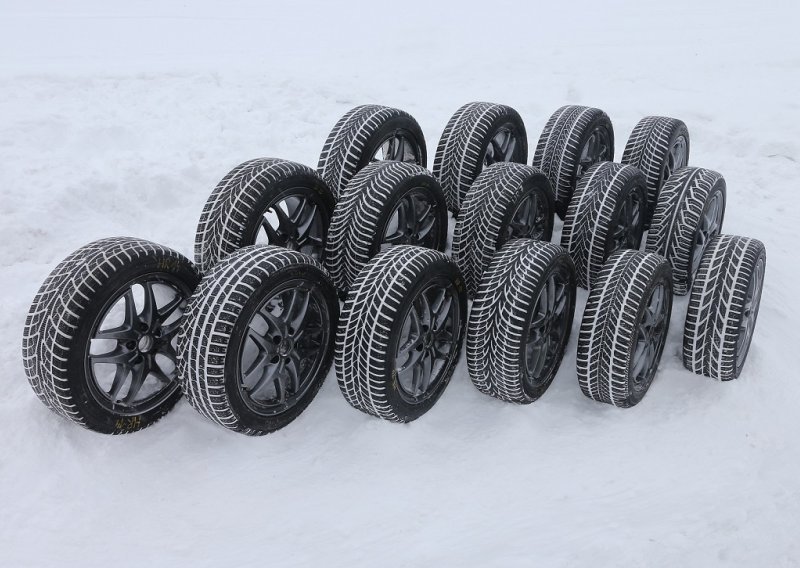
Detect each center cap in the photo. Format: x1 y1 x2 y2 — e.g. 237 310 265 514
278 338 294 357
137 335 155 353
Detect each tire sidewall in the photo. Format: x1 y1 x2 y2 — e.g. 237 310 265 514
657 122 691 189
368 174 449 257
497 172 555 248
238 173 335 258
624 263 673 406
65 255 199 434
517 254 576 401
686 181 726 289
382 259 467 421
356 116 427 170
474 112 529 178
604 175 648 258
732 248 766 378
222 264 339 434
570 114 615 195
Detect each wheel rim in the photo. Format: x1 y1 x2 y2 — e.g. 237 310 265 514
525 268 572 387
608 188 643 254
87 276 189 414
577 126 612 178
663 135 688 182
237 280 328 416
737 257 764 368
505 191 549 241
380 188 440 251
482 127 517 168
255 191 326 260
371 132 419 163
631 283 669 388
690 190 724 277
394 282 459 403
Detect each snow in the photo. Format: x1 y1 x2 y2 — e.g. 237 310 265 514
1 0 799 565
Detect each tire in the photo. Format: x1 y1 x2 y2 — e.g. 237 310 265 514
467 239 576 403
194 158 335 273
317 105 427 199
432 101 528 213
683 235 766 381
577 250 673 408
645 167 726 295
177 245 338 435
561 162 647 289
22 237 200 434
452 163 555 297
621 116 690 225
531 105 614 218
335 246 468 422
324 161 448 293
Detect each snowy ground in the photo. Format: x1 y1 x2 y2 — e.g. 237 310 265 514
1 1 799 566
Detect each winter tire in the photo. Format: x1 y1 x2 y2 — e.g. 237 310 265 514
432 101 528 213
335 246 468 422
452 163 554 297
532 105 614 218
621 116 690 225
561 162 647 289
683 235 766 381
578 250 673 408
325 161 447 293
317 104 426 199
22 237 200 434
467 239 576 403
645 167 726 295
194 158 334 273
177 245 338 435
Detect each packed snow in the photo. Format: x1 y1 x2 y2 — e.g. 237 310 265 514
1 1 799 565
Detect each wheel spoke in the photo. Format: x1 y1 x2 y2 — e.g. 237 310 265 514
123 288 138 327
383 229 407 245
95 325 136 341
150 363 173 385
249 359 280 397
294 204 319 246
90 346 134 365
417 353 433 394
553 282 567 315
107 365 130 401
283 288 310 331
271 203 294 235
289 198 309 224
398 198 411 233
417 291 433 329
531 287 549 328
273 360 288 403
527 336 548 377
157 293 184 321
140 282 157 328
504 135 517 161
261 217 281 243
246 327 273 355
631 339 649 377
122 363 148 404
285 353 301 393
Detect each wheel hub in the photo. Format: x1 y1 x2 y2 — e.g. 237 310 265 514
277 338 294 357
137 335 155 353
